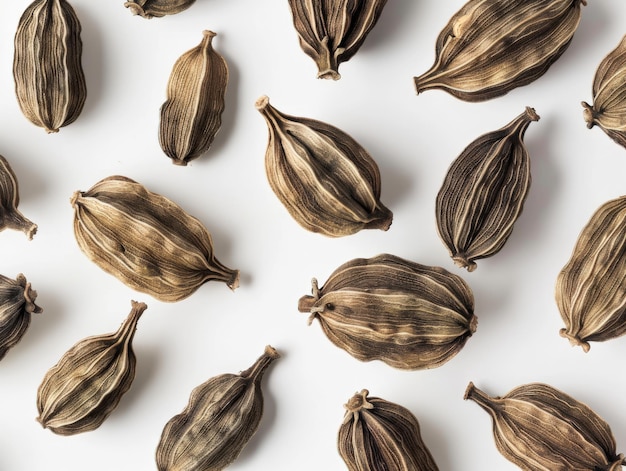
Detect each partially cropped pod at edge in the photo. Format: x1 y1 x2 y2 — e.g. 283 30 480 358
124 0 196 18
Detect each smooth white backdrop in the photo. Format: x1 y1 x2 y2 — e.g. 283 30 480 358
1 1 626 469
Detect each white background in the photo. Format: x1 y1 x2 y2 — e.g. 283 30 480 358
1 1 626 469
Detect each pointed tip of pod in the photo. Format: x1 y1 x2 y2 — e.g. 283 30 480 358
559 328 591 352
69 190 82 208
524 107 540 122
228 270 240 291
463 381 476 400
202 30 217 40
255 95 270 111
124 2 150 18
317 69 341 81
581 101 597 129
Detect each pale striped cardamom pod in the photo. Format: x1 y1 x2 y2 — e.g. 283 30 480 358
13 0 86 133
413 0 586 101
436 107 539 271
287 0 387 80
156 345 280 471
465 382 626 470
124 0 196 18
0 274 42 361
256 95 392 237
0 153 37 239
556 196 626 352
37 301 147 435
298 254 476 369
583 35 626 150
339 389 439 471
159 30 228 166
71 175 239 302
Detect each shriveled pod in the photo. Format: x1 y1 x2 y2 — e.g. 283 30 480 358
14 0 86 132
436 107 539 271
583 35 626 150
159 30 228 166
287 0 388 80
0 273 42 361
37 301 147 435
298 254 476 370
256 95 392 237
156 346 280 471
0 153 37 239
124 0 196 18
556 196 626 352
465 382 626 470
414 0 586 101
71 175 239 302
339 389 439 471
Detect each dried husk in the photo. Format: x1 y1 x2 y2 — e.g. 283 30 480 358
37 301 147 435
0 274 42 361
465 382 625 471
13 0 86 133
71 175 239 302
287 0 388 80
583 35 626 150
414 0 586 101
124 0 196 18
339 389 439 471
556 196 626 352
298 254 476 370
256 95 392 237
159 30 228 166
436 107 539 271
0 153 37 240
156 345 280 471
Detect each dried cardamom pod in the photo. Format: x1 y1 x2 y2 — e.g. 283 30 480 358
256 95 392 237
413 0 586 101
582 35 626 150
14 0 86 133
0 153 37 239
435 107 539 271
298 254 476 369
156 345 280 471
287 0 387 80
339 389 439 471
124 0 196 18
37 301 147 435
465 382 626 470
71 175 239 302
159 30 228 166
556 196 626 352
0 274 42 361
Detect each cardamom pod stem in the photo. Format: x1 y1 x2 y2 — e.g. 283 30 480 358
36 301 147 435
0 154 37 240
124 0 196 18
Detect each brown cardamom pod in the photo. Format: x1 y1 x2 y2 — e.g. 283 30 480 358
435 107 539 271
124 0 196 18
0 274 42 361
256 95 392 237
556 196 626 352
298 254 476 370
465 382 626 470
71 175 239 302
159 30 228 166
0 153 37 239
13 0 86 133
339 389 439 471
37 301 147 435
413 0 586 101
583 35 626 150
287 0 387 80
156 345 280 471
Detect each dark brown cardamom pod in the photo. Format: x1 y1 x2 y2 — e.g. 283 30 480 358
156 345 280 471
583 35 626 150
339 389 440 471
0 274 42 361
159 30 228 166
435 107 539 271
465 382 626 470
37 301 147 435
256 95 392 237
14 0 86 133
414 0 586 101
124 0 196 18
287 0 388 80
0 153 37 239
298 254 476 370
556 196 626 352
